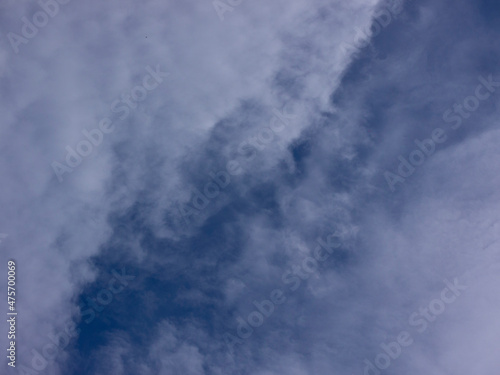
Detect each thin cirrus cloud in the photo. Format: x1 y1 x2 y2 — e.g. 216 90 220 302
1 0 500 374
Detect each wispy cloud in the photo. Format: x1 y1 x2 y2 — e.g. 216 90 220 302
2 0 500 374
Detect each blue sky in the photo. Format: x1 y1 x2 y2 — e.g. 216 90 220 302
1 0 500 374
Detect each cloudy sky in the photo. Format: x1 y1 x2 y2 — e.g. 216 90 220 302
1 0 500 374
